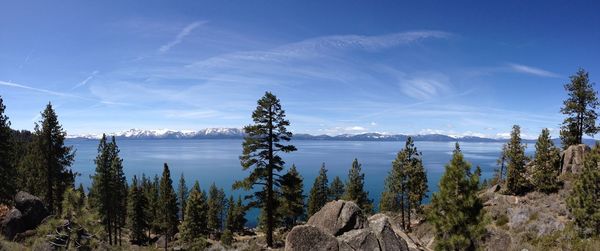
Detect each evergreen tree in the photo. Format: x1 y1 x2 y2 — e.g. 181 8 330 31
379 137 428 231
0 96 16 204
307 163 329 216
109 136 127 246
560 69 599 148
225 195 236 231
233 92 296 247
180 181 209 244
233 196 247 232
279 164 304 228
158 163 179 250
504 125 530 195
531 128 561 193
128 175 148 245
329 176 345 201
26 103 75 213
429 143 485 251
207 182 226 232
77 183 86 208
177 173 189 221
567 143 600 236
343 158 373 214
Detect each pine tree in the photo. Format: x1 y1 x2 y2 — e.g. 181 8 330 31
531 128 561 193
233 92 297 247
158 163 179 250
560 68 599 148
225 195 236 231
343 158 373 214
504 125 530 195
207 182 226 232
233 196 247 232
128 175 148 245
0 96 16 204
495 144 508 184
567 143 600 236
307 163 329 216
329 176 345 201
177 173 189 221
279 164 304 228
76 183 86 208
379 137 428 231
180 181 209 244
26 103 75 213
109 136 127 246
429 143 485 250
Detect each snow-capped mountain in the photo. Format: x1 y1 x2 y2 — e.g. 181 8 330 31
69 128 244 139
68 128 548 143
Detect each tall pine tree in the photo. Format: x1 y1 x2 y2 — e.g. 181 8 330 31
560 68 599 148
531 128 561 193
343 158 373 214
180 181 208 244
307 163 329 216
177 173 189 221
233 92 296 247
159 163 179 250
504 125 530 195
0 96 16 204
328 176 345 201
279 164 304 228
27 103 75 213
128 175 148 245
567 143 600 236
379 137 428 231
429 143 485 250
207 182 226 232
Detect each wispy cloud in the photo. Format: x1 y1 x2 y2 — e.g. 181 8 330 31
0 80 79 98
72 70 99 90
158 21 206 54
400 74 451 100
508 63 561 78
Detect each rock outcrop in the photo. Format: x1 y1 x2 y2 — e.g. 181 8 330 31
561 144 590 174
285 200 420 251
1 191 50 240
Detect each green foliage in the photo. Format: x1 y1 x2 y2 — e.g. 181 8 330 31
504 125 530 195
233 196 247 232
158 163 179 246
329 176 345 201
567 143 600 237
343 158 373 214
279 164 305 228
142 174 161 235
177 173 188 221
307 163 329 216
89 135 127 245
560 68 599 148
207 182 226 232
429 143 485 251
531 128 561 193
225 195 235 231
379 137 428 230
0 96 16 205
128 175 148 245
233 91 296 247
221 229 233 246
180 181 208 243
20 103 75 214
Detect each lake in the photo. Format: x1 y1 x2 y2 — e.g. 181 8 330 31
67 139 534 226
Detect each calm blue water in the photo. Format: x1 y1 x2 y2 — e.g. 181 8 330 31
67 139 534 227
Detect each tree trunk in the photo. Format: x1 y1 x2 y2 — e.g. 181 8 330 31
400 184 405 230
266 107 274 247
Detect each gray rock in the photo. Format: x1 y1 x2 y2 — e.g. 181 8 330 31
307 200 365 236
1 208 25 240
368 214 409 251
561 144 590 174
15 191 50 230
337 229 379 251
285 225 339 251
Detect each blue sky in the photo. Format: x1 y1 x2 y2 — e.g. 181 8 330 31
1 1 599 139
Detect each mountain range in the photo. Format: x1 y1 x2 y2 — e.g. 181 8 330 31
68 128 556 143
